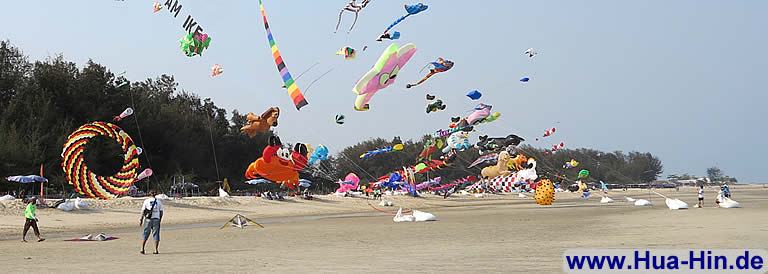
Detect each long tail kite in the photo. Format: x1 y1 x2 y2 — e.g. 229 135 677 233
258 0 308 110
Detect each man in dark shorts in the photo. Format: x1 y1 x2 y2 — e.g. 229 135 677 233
22 197 45 242
140 190 164 254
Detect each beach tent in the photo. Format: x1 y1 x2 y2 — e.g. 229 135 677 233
221 214 264 229
5 175 47 183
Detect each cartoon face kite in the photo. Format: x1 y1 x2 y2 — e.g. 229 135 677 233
352 43 417 111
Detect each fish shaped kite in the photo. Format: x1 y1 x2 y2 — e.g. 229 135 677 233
352 43 417 111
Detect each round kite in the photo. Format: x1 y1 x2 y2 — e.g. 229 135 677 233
61 122 142 199
534 179 555 205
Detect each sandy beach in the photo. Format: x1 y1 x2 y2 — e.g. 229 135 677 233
0 186 766 273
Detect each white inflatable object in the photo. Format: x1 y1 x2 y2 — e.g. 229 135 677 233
57 201 76 211
393 208 415 222
0 194 14 201
634 199 652 206
218 188 230 198
412 210 437 222
664 198 688 210
625 197 636 202
155 194 169 200
74 197 89 209
600 196 614 204
719 197 741 208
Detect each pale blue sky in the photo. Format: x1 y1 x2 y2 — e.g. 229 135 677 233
1 1 766 182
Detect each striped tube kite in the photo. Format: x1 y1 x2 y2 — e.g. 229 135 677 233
352 43 417 111
61 122 143 199
258 0 308 110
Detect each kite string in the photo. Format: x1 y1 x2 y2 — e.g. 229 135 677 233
129 85 161 193
205 111 221 181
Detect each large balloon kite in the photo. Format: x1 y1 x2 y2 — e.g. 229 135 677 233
578 169 590 179
406 58 454 88
258 0 309 110
534 179 555 205
61 122 145 199
308 145 329 165
377 3 428 41
360 144 404 159
240 107 280 138
244 136 309 190
352 43 417 111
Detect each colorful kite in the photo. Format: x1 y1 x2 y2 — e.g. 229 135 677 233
308 145 328 165
377 3 428 41
352 43 417 111
426 96 446 113
406 58 454 88
179 32 211 57
244 136 309 190
113 108 134 122
534 179 555 205
61 122 143 199
578 169 590 179
360 144 404 159
466 103 492 125
258 0 309 110
335 0 372 33
378 31 401 41
563 159 579 169
466 90 482 100
153 2 162 13
240 107 280 138
336 47 357 60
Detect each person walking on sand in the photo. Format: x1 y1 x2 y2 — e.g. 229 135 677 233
140 190 164 254
697 185 704 208
22 197 45 242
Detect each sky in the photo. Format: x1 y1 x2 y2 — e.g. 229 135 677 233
1 1 766 182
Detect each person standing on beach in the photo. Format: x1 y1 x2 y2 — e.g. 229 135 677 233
697 185 704 208
140 190 164 254
22 197 45 242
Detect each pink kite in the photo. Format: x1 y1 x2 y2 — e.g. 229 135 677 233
335 173 361 193
466 103 492 125
352 43 417 111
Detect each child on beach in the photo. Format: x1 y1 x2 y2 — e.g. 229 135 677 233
22 197 45 242
697 185 704 208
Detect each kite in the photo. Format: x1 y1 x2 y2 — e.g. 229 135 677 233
258 0 309 110
335 114 346 125
335 173 360 193
335 0 372 33
442 131 471 154
360 144 404 159
417 138 443 161
308 145 328 165
336 47 357 60
211 64 223 77
480 112 501 124
406 58 454 88
466 90 482 100
578 169 590 179
550 142 565 153
179 32 211 57
563 159 579 169
425 94 436 100
534 179 555 205
352 43 417 111
520 77 530 83
466 103 492 125
543 127 556 138
113 108 134 122
480 151 513 180
468 153 498 169
61 122 144 199
378 31 401 41
153 2 162 13
476 134 525 155
524 48 538 58
426 98 446 113
244 136 309 190
240 107 280 138
377 3 428 41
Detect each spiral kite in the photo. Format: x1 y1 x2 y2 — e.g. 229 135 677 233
61 122 141 199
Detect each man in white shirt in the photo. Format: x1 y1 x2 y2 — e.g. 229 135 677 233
697 185 704 208
140 190 164 254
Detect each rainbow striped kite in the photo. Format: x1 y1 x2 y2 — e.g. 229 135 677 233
258 0 308 110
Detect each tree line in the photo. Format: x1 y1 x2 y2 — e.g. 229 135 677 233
0 40 664 195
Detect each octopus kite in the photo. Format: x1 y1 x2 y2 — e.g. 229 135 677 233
335 0 372 33
407 58 454 88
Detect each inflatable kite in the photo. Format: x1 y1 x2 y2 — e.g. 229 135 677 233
352 43 417 111
308 145 328 165
525 48 538 58
335 0 372 33
466 90 482 100
360 144 404 159
113 108 134 122
377 3 428 41
563 159 579 169
543 127 556 138
406 58 454 88
480 112 501 124
578 169 590 179
211 64 223 77
466 103 492 125
520 77 530 83
336 47 357 60
258 0 309 110
153 2 162 13
550 142 565 153
534 179 555 205
240 107 280 138
476 134 525 155
426 98 446 113
244 136 309 190
378 31 401 41
335 173 360 193
417 138 443 161
61 122 144 199
442 131 471 154
179 32 211 57
335 114 345 125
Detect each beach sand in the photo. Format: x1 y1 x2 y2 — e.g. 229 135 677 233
0 186 766 273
